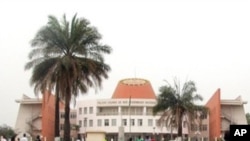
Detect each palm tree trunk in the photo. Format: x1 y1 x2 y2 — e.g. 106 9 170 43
55 93 60 137
177 114 183 141
55 84 60 138
177 121 182 136
170 124 173 140
64 89 71 141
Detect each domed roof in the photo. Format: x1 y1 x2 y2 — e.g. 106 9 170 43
111 78 156 99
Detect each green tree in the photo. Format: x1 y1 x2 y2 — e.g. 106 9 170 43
246 113 250 124
153 79 207 141
25 14 112 141
0 124 16 139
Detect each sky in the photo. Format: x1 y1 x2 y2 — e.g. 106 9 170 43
1 0 250 127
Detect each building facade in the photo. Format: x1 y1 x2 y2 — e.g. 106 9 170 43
76 78 190 141
15 95 42 139
206 89 247 141
15 79 248 141
15 91 77 141
59 109 78 138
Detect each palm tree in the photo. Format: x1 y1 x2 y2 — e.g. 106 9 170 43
25 14 112 141
153 79 207 141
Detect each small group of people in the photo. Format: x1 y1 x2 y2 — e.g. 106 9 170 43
1 133 41 141
18 133 28 141
128 135 155 141
17 133 41 141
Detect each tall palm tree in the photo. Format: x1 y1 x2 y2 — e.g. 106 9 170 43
25 14 112 141
153 79 207 141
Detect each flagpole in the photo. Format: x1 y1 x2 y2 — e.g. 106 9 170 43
129 95 131 139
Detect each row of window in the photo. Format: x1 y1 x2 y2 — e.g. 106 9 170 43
96 112 153 116
191 124 208 131
79 107 94 115
195 114 208 120
59 123 207 132
59 111 159 118
60 113 77 119
59 124 76 130
78 107 155 115
78 119 209 130
78 118 157 127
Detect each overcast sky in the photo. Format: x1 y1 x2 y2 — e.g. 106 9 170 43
1 0 250 127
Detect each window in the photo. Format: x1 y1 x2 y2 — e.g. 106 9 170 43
135 107 143 115
146 107 153 115
84 107 87 114
122 108 129 115
89 120 93 127
70 113 76 119
155 119 160 127
130 119 135 126
104 119 109 126
138 119 143 126
84 118 87 127
89 107 93 114
79 120 82 127
111 108 118 115
60 112 65 118
60 124 64 130
112 119 116 126
200 114 207 119
97 119 102 127
148 119 153 126
99 107 103 112
201 124 207 131
191 124 198 131
123 119 127 126
79 108 82 115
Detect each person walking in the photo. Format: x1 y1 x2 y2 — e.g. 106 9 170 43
35 135 41 141
145 136 150 141
20 134 28 141
136 136 143 141
76 134 81 141
128 137 133 141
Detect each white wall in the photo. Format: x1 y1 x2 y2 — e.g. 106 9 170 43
86 132 106 141
15 103 42 134
76 99 189 135
221 104 247 124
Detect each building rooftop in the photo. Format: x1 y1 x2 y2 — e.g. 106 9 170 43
111 78 156 99
221 96 247 105
15 94 42 104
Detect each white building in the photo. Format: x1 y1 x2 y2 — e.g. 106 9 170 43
15 94 42 139
205 88 248 141
76 78 188 141
15 93 78 140
220 96 248 134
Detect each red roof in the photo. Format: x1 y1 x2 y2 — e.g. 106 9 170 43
111 78 156 99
